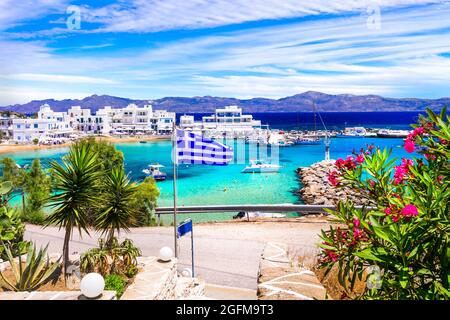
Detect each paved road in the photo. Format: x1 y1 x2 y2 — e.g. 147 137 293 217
24 218 329 290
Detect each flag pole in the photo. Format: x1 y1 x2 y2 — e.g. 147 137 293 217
172 121 178 258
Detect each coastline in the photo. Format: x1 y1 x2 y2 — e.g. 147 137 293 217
0 135 170 155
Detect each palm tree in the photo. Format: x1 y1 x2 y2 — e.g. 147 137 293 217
44 142 101 281
95 167 138 246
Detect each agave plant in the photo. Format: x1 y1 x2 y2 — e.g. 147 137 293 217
80 246 109 275
120 238 141 267
0 244 60 291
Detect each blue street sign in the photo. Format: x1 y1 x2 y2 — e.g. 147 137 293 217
177 219 192 238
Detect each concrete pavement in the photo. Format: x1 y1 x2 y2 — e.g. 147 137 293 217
24 218 329 290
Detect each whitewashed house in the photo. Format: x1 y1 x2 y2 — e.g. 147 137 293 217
12 104 73 143
0 115 14 139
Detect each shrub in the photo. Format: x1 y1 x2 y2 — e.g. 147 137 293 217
319 107 450 300
128 177 160 226
0 206 29 259
104 273 127 298
80 237 141 277
20 209 46 225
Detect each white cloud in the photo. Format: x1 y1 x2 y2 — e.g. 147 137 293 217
84 0 447 33
3 73 118 84
0 86 90 105
0 0 68 31
1 1 450 104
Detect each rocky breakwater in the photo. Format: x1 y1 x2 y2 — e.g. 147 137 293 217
297 160 370 206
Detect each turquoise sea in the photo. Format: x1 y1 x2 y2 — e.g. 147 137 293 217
2 136 410 222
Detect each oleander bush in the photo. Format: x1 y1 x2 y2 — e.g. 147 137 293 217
320 107 450 300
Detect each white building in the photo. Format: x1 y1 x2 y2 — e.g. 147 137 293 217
0 115 14 139
179 105 263 134
107 104 175 135
12 104 73 143
10 101 175 142
66 102 175 136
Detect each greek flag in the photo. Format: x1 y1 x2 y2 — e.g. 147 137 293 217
175 129 233 165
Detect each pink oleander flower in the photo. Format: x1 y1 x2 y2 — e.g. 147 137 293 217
412 127 425 137
402 158 414 168
401 204 419 217
438 175 444 184
328 171 339 186
404 139 415 153
393 166 407 185
356 154 365 164
353 228 364 240
353 217 360 228
344 156 357 170
425 153 437 161
369 180 376 188
335 158 345 169
385 207 392 215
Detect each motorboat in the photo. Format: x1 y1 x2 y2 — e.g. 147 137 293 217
241 159 281 173
336 127 368 138
377 129 410 138
142 163 167 181
294 137 322 145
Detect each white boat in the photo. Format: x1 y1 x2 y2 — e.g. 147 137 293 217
377 129 410 138
336 127 368 138
241 159 281 173
142 164 167 181
268 132 293 146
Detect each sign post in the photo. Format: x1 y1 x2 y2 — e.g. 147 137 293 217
177 219 194 277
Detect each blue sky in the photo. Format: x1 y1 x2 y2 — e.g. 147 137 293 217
0 0 450 105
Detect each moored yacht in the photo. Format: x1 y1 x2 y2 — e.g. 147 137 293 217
142 163 167 181
241 159 281 173
377 129 410 138
294 137 322 145
336 127 368 138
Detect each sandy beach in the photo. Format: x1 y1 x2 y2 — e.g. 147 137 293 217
0 135 170 155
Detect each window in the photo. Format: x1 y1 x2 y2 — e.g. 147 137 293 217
34 124 38 128
16 124 21 129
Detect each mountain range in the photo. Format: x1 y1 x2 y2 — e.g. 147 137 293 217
1 91 449 114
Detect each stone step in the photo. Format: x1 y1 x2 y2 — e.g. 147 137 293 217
205 283 257 300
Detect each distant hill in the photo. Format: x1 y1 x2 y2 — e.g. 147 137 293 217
1 91 449 114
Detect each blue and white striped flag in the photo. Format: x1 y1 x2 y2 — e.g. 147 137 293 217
175 129 233 165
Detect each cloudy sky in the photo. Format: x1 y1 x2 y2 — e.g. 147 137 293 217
0 0 449 105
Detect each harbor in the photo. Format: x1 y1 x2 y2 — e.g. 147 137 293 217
2 133 411 223
1 105 420 223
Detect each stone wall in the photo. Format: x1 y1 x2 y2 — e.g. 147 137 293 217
297 160 371 206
